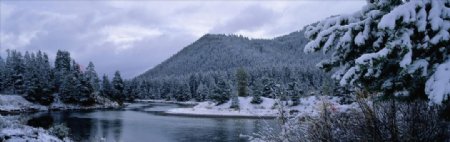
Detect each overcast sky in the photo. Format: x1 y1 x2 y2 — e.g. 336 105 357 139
0 1 366 79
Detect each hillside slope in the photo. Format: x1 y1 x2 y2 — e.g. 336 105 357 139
137 30 324 79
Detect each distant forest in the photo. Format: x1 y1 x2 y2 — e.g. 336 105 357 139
0 29 341 105
0 50 125 106
133 30 340 104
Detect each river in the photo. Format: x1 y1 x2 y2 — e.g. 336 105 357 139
26 102 279 142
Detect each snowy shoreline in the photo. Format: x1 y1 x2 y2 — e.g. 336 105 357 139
163 111 277 119
163 96 357 118
0 94 120 113
0 115 68 142
135 99 199 106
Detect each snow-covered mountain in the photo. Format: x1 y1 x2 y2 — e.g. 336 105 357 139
137 30 325 80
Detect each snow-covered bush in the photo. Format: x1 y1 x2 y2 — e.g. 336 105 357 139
304 0 450 104
49 123 70 139
250 97 448 142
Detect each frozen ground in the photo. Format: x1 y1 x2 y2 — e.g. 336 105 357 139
165 96 357 118
0 95 47 112
0 116 68 142
0 94 119 113
135 99 198 105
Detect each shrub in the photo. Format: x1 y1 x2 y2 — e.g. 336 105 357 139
48 123 70 139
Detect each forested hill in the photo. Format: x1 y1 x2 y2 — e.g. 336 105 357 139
137 30 325 80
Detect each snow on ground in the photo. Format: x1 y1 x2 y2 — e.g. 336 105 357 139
49 94 119 110
136 99 199 105
0 116 68 142
0 94 119 113
0 95 47 112
166 97 277 117
165 96 357 118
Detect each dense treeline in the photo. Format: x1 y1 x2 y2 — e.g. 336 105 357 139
131 66 334 103
131 30 336 105
0 50 125 106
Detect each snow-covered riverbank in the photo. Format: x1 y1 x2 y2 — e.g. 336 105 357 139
0 116 68 142
0 94 119 113
135 99 199 105
164 96 357 118
0 94 119 141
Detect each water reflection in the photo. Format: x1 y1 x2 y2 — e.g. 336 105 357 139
27 103 277 142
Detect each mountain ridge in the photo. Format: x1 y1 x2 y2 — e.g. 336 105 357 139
136 29 323 80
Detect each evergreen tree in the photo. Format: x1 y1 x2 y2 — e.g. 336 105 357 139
304 0 450 104
188 74 199 100
195 83 208 101
84 62 101 93
79 70 95 106
101 75 113 100
0 56 5 92
210 76 231 105
60 72 79 103
23 52 47 105
138 80 150 99
27 51 54 105
262 77 275 98
112 71 124 105
174 81 191 101
236 68 248 97
6 50 25 94
60 60 83 104
251 78 264 104
54 50 71 92
124 80 139 101
37 52 53 97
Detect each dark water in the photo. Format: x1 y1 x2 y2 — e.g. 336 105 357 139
27 103 278 142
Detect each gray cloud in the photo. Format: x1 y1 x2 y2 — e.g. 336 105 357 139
0 1 365 78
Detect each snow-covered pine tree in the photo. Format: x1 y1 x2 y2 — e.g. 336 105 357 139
138 80 150 99
211 76 231 105
54 50 71 92
174 81 191 101
79 70 95 106
112 71 125 105
251 78 263 104
101 75 113 100
84 62 101 93
236 67 248 97
262 77 275 98
304 0 450 104
196 83 208 101
23 51 34 95
6 50 26 94
35 51 54 105
60 72 78 104
0 55 5 92
123 79 139 101
24 52 43 104
60 60 83 104
188 74 199 100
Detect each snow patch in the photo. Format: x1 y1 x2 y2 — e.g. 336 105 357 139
425 58 450 104
0 95 46 112
165 96 357 118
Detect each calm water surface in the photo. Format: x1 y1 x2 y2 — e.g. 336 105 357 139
27 103 278 142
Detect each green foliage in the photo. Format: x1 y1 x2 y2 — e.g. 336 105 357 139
236 67 248 97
